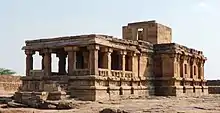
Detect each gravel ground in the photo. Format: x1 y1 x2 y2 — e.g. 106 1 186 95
0 95 220 113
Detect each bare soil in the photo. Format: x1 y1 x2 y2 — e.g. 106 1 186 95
1 95 220 113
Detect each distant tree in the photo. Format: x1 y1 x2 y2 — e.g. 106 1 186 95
0 68 16 75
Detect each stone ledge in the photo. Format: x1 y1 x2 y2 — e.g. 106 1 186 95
69 86 108 90
68 85 153 90
202 86 208 88
194 86 202 88
208 86 220 88
154 77 206 83
120 86 131 89
69 75 108 80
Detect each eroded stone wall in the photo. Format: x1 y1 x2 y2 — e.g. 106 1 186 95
0 75 21 94
207 80 220 94
157 23 172 44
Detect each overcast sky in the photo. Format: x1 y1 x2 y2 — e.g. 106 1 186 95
0 0 219 79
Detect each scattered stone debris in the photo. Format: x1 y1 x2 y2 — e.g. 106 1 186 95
99 108 129 113
56 101 75 109
4 96 77 110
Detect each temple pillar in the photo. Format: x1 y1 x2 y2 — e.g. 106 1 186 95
174 54 180 78
202 61 205 80
132 53 137 77
68 51 74 76
65 46 78 76
43 49 52 76
25 50 35 76
82 51 89 69
120 51 127 76
41 54 45 70
190 58 194 78
200 60 205 80
198 61 201 79
137 53 141 77
107 48 113 76
87 45 99 75
180 56 184 78
57 52 67 74
101 47 113 74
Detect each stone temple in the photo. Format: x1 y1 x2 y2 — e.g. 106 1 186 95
14 20 208 102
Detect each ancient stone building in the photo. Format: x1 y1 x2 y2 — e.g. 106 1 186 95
14 20 208 102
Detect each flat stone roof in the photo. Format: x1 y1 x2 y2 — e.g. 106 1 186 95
154 43 206 59
22 34 154 52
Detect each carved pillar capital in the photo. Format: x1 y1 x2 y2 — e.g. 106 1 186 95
120 50 127 55
100 47 113 53
64 46 79 52
133 52 137 57
176 54 181 62
195 58 200 65
87 45 100 50
180 55 184 61
43 48 52 54
25 49 35 55
186 56 190 63
201 60 205 67
190 57 194 65
168 53 180 62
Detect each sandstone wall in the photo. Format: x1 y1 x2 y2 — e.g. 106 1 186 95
0 75 21 95
207 80 220 94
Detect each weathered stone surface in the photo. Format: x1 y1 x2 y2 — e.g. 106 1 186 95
0 75 21 94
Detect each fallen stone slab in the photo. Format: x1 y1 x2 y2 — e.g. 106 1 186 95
0 96 13 104
7 101 28 108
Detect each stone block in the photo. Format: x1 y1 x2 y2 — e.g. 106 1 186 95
70 89 96 101
47 91 67 100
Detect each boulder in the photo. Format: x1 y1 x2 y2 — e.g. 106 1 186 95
56 101 73 109
99 108 129 113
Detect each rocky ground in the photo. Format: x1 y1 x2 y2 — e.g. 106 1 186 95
0 95 220 113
